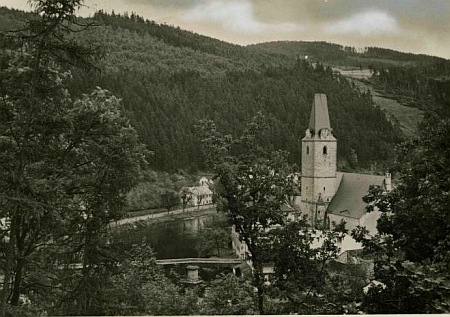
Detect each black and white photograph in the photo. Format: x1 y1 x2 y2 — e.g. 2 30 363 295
0 0 449 315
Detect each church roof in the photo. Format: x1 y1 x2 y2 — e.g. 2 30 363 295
309 93 331 134
327 173 386 219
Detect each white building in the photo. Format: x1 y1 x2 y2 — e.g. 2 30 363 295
179 177 214 207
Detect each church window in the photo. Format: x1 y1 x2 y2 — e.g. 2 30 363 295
323 146 328 155
306 146 309 154
323 187 326 191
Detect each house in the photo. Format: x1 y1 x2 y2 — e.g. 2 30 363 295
179 177 214 208
300 93 392 233
199 176 214 187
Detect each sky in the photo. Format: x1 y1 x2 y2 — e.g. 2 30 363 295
2 0 450 59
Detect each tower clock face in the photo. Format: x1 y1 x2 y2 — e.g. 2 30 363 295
321 129 329 138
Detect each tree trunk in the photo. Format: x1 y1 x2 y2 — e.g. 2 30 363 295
255 274 265 314
246 241 265 314
0 240 14 316
0 210 19 316
10 258 25 306
252 260 265 314
80 217 99 315
257 286 264 314
215 239 220 257
10 222 28 307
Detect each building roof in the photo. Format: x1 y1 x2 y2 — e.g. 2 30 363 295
309 93 331 134
327 173 386 219
186 186 213 196
233 261 252 278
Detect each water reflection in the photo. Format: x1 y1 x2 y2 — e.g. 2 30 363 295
113 213 227 259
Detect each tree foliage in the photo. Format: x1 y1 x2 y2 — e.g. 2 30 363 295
195 220 230 257
199 273 256 315
104 241 197 316
268 220 355 314
160 190 180 213
1 8 400 173
196 113 295 314
0 1 148 315
179 187 192 212
353 113 450 313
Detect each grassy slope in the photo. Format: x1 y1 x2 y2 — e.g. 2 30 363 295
347 76 423 139
329 66 423 139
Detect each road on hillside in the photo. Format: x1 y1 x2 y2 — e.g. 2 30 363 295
110 204 216 227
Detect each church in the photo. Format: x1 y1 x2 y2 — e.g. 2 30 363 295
299 93 391 234
232 94 392 261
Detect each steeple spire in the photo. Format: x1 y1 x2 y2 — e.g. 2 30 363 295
308 93 331 135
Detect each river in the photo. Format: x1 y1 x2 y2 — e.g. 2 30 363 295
111 212 228 259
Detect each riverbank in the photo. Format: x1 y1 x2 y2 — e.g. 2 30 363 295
109 206 227 259
110 204 217 228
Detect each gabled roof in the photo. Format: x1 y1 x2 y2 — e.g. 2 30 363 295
309 93 331 134
183 186 213 196
327 173 385 219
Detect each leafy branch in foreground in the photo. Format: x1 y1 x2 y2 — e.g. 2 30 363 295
196 113 294 314
352 113 450 314
0 1 148 315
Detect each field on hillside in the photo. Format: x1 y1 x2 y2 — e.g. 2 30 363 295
354 80 423 139
334 67 424 139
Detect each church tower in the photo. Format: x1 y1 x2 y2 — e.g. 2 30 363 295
301 94 337 228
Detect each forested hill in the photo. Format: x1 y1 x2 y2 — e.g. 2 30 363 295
0 8 405 172
252 41 450 113
250 41 450 70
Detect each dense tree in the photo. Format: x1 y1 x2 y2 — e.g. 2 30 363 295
195 220 230 257
179 187 192 212
196 113 295 314
258 219 364 315
353 112 450 313
125 171 198 212
3 8 447 173
199 273 256 315
24 9 402 172
104 241 197 316
160 190 180 213
2 3 448 315
0 1 147 315
254 41 450 74
268 221 344 313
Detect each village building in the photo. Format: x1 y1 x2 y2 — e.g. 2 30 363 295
199 176 214 187
179 177 214 208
